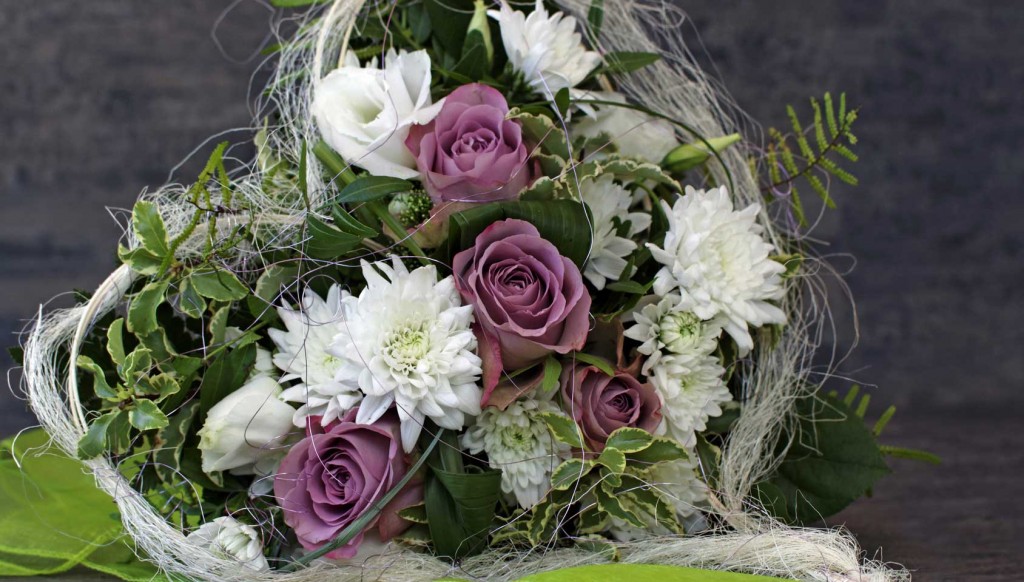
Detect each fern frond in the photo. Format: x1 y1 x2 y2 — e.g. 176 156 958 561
761 91 860 224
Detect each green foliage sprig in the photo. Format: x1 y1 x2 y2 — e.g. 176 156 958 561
764 92 859 226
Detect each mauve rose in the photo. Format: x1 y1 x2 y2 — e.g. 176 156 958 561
273 410 419 559
406 83 533 203
454 219 591 399
561 364 662 451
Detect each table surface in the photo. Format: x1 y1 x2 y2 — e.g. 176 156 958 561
1 2 1021 581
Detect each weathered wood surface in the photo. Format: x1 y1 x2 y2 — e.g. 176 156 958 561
0 2 1021 580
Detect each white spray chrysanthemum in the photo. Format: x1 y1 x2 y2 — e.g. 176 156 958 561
330 258 482 452
462 397 568 509
268 285 362 427
648 186 786 355
624 294 725 374
572 91 679 163
488 0 602 96
579 174 651 290
186 516 269 571
648 353 731 448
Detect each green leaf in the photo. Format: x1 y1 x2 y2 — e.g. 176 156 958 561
335 175 413 204
153 402 199 489
595 485 644 527
105 318 127 366
550 458 595 490
176 277 206 319
248 263 300 320
756 393 891 524
126 281 168 336
117 246 163 276
77 410 121 458
128 399 169 431
1 428 167 580
7 346 24 366
397 504 429 525
199 344 257 418
189 268 249 302
604 279 650 294
595 447 626 474
424 0 475 57
77 355 118 401
605 427 653 454
305 213 365 259
454 28 490 81
587 0 605 39
601 51 660 74
627 437 688 465
570 352 615 376
119 347 152 382
538 356 562 396
694 434 721 487
554 87 571 118
424 432 503 559
332 205 377 237
209 305 230 347
131 201 170 259
538 412 585 449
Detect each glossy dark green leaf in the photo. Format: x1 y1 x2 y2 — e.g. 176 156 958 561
305 213 364 259
424 464 503 559
601 51 661 74
335 176 414 204
756 393 890 524
199 343 257 419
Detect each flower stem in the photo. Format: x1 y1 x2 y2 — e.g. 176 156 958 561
367 201 431 266
278 429 444 571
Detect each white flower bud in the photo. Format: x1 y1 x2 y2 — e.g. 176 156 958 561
187 516 269 571
197 376 294 475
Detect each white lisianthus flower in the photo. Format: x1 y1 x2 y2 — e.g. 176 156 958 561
268 285 362 427
488 0 602 96
329 258 482 452
197 376 295 475
579 174 651 290
462 397 568 509
312 49 443 179
647 186 787 354
572 91 678 163
624 294 725 374
648 353 730 447
187 516 269 571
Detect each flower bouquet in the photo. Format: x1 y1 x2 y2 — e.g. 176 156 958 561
17 1 933 580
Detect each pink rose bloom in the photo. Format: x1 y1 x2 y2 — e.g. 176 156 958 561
406 83 533 203
273 410 419 559
561 364 662 451
454 219 591 400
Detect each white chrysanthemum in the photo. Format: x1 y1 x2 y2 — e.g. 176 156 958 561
488 0 602 96
648 186 786 354
462 397 568 509
579 174 651 290
186 516 268 571
572 91 678 163
624 294 725 374
269 285 362 427
648 353 731 448
329 258 482 452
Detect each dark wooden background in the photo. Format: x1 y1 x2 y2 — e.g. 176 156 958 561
1 2 1021 580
